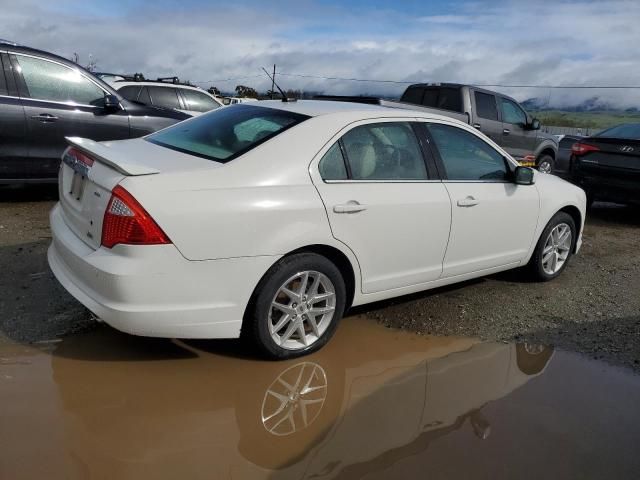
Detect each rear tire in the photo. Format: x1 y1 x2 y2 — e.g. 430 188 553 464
527 212 576 281
244 253 346 360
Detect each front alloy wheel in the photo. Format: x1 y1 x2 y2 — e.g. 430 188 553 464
541 223 572 275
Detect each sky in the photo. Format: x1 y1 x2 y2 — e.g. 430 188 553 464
2 0 640 108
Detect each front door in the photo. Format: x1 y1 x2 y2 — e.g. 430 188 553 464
499 96 537 162
425 122 539 277
312 120 452 294
11 53 130 178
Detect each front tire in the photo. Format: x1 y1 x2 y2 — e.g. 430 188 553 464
527 212 576 281
244 253 346 360
537 154 554 174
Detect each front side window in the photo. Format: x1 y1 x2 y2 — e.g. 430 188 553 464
500 98 527 125
16 55 105 105
181 89 220 113
117 85 141 101
146 104 309 163
475 91 498 120
148 86 181 110
428 123 509 181
341 122 427 180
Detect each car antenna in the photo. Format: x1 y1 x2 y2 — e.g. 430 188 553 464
261 67 296 102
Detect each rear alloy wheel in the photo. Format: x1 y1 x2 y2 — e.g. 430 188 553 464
246 253 346 359
527 212 576 281
537 154 554 174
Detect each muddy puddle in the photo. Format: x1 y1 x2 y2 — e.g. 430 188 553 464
1 316 639 479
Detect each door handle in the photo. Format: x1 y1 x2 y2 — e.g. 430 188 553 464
31 114 59 123
472 123 481 130
333 201 367 214
503 128 510 135
457 196 479 207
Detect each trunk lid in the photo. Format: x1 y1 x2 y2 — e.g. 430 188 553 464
581 137 640 171
58 136 217 250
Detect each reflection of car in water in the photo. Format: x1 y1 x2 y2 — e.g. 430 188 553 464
50 319 553 479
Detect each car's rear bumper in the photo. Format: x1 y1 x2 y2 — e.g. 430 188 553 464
48 203 279 339
577 175 640 205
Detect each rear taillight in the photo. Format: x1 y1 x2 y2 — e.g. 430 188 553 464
101 185 171 248
571 142 600 156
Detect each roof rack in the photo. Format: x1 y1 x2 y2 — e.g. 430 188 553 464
111 74 195 87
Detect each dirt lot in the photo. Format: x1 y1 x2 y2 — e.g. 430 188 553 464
1 185 639 371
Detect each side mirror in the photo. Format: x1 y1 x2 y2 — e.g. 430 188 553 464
514 166 535 185
529 118 541 130
103 94 121 111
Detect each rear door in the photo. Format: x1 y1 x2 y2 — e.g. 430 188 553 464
12 53 130 178
311 120 451 294
499 96 537 162
470 90 502 144
0 52 29 180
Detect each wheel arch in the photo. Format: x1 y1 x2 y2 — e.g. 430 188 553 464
536 147 556 163
558 205 583 253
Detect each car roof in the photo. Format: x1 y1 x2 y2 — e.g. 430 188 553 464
114 81 205 91
251 99 464 123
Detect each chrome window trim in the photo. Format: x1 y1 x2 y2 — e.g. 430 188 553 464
10 51 112 103
0 93 101 109
323 179 443 184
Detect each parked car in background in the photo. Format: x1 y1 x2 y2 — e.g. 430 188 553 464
570 123 640 206
48 100 585 359
114 78 224 116
554 134 583 178
398 84 559 172
0 41 189 184
220 96 260 105
94 72 127 87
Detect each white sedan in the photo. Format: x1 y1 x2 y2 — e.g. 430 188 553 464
48 100 586 359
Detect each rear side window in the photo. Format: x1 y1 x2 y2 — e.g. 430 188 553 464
148 86 181 110
474 91 498 120
181 89 220 113
15 55 105 105
118 85 141 101
428 123 508 181
340 122 428 180
146 105 309 163
319 143 348 180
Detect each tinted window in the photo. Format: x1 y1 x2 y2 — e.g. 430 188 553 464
341 123 427 180
423 87 462 112
428 123 508 181
400 86 423 104
475 91 498 120
595 124 640 140
146 105 309 163
117 85 141 101
0 55 7 96
319 142 348 180
181 89 220 113
148 86 181 110
500 98 527 125
16 55 105 105
137 86 151 105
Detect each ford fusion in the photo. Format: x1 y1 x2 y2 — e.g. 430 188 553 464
48 101 586 359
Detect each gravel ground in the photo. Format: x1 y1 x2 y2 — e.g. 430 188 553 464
1 184 639 371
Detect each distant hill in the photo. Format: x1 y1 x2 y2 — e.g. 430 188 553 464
521 96 636 113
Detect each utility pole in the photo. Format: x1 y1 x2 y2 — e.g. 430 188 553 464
271 64 276 100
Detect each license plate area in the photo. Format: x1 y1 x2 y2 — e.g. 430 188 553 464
68 171 87 201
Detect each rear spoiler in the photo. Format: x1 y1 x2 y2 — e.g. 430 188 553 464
65 137 160 176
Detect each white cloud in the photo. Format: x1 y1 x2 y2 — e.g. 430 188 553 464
1 0 640 107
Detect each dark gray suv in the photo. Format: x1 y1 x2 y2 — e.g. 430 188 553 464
0 41 190 184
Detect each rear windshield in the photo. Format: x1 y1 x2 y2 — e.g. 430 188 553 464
146 104 309 162
595 123 640 140
401 86 463 113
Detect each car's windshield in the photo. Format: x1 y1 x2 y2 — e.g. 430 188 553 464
595 123 640 140
146 105 309 162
